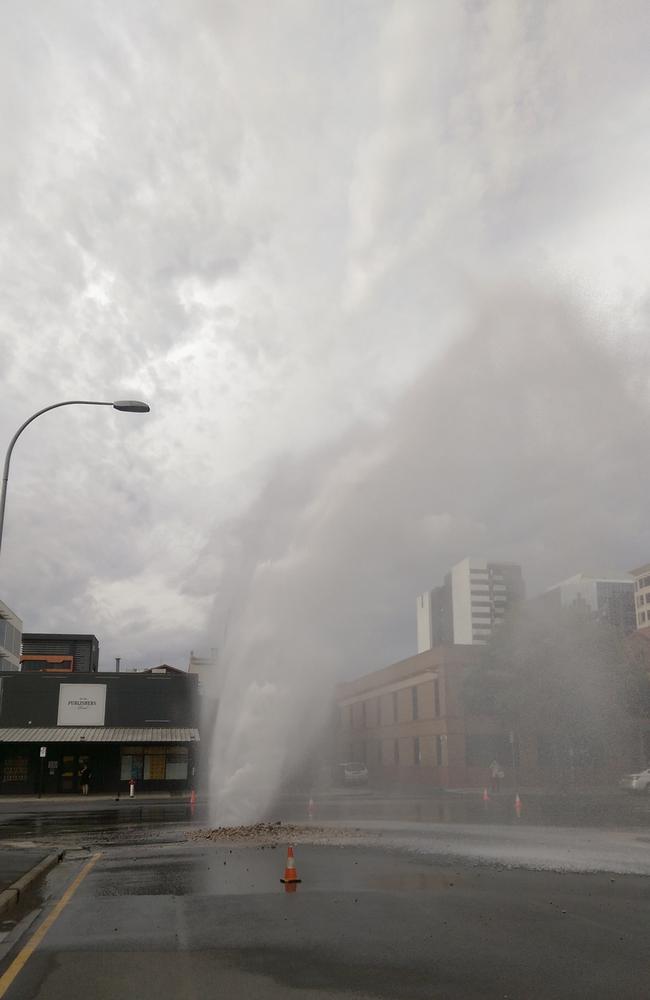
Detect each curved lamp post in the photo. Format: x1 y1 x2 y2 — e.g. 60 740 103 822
0 399 150 561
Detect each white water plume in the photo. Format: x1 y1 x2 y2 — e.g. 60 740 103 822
205 291 650 825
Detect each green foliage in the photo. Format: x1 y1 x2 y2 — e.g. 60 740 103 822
621 634 650 717
463 602 633 755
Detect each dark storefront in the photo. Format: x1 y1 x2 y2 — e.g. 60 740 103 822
0 671 200 795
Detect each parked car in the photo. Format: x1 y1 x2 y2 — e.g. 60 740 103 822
619 768 650 793
333 762 369 786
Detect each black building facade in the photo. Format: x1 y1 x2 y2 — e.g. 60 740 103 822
21 633 100 672
0 671 200 795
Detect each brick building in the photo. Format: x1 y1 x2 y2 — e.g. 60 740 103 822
337 646 514 788
336 645 640 789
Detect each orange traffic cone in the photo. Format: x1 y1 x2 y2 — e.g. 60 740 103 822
482 787 490 804
280 845 302 884
514 793 522 818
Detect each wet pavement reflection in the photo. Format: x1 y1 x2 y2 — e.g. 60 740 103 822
0 787 647 849
0 803 201 846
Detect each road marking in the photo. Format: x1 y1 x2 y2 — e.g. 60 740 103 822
0 851 102 998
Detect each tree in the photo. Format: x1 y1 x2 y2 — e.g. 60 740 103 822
464 601 633 782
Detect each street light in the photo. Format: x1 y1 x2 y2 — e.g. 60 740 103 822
0 398 150 560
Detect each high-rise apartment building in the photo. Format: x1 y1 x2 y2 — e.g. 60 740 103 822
629 564 650 631
417 558 525 649
0 600 22 671
539 572 636 634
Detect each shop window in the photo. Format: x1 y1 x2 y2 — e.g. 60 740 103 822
166 748 189 780
120 751 143 780
435 735 444 766
145 748 167 780
121 746 189 781
2 756 29 783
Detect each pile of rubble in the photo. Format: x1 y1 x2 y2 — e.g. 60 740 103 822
188 822 358 845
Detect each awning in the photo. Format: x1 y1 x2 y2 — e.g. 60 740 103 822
0 727 200 743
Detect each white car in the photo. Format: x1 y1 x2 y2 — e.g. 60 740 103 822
619 768 650 793
333 762 369 786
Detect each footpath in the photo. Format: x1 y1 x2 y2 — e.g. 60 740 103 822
0 847 62 917
0 792 191 806
0 850 51 894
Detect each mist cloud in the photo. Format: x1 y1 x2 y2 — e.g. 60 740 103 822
207 289 650 821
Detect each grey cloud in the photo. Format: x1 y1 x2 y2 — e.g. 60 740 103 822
205 290 650 679
1 1 650 682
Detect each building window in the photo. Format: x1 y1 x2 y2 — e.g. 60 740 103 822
411 686 419 720
392 691 398 722
435 735 444 766
165 748 189 780
394 739 400 765
120 746 188 782
641 612 646 623
2 756 29 783
434 679 441 717
414 737 421 766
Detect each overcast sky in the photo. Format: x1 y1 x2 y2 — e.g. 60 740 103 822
2 1 650 673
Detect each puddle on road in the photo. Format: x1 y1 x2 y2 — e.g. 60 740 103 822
366 871 463 891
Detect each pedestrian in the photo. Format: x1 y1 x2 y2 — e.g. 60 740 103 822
79 763 91 796
489 759 503 793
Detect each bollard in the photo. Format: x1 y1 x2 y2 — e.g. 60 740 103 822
129 779 135 798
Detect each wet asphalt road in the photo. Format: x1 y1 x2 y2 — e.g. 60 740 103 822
0 800 647 999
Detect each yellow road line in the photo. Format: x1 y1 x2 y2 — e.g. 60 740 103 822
0 851 102 998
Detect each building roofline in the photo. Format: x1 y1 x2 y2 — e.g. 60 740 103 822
22 633 99 641
545 571 634 590
336 644 479 698
630 564 650 577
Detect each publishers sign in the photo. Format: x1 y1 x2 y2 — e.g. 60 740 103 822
57 684 106 726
